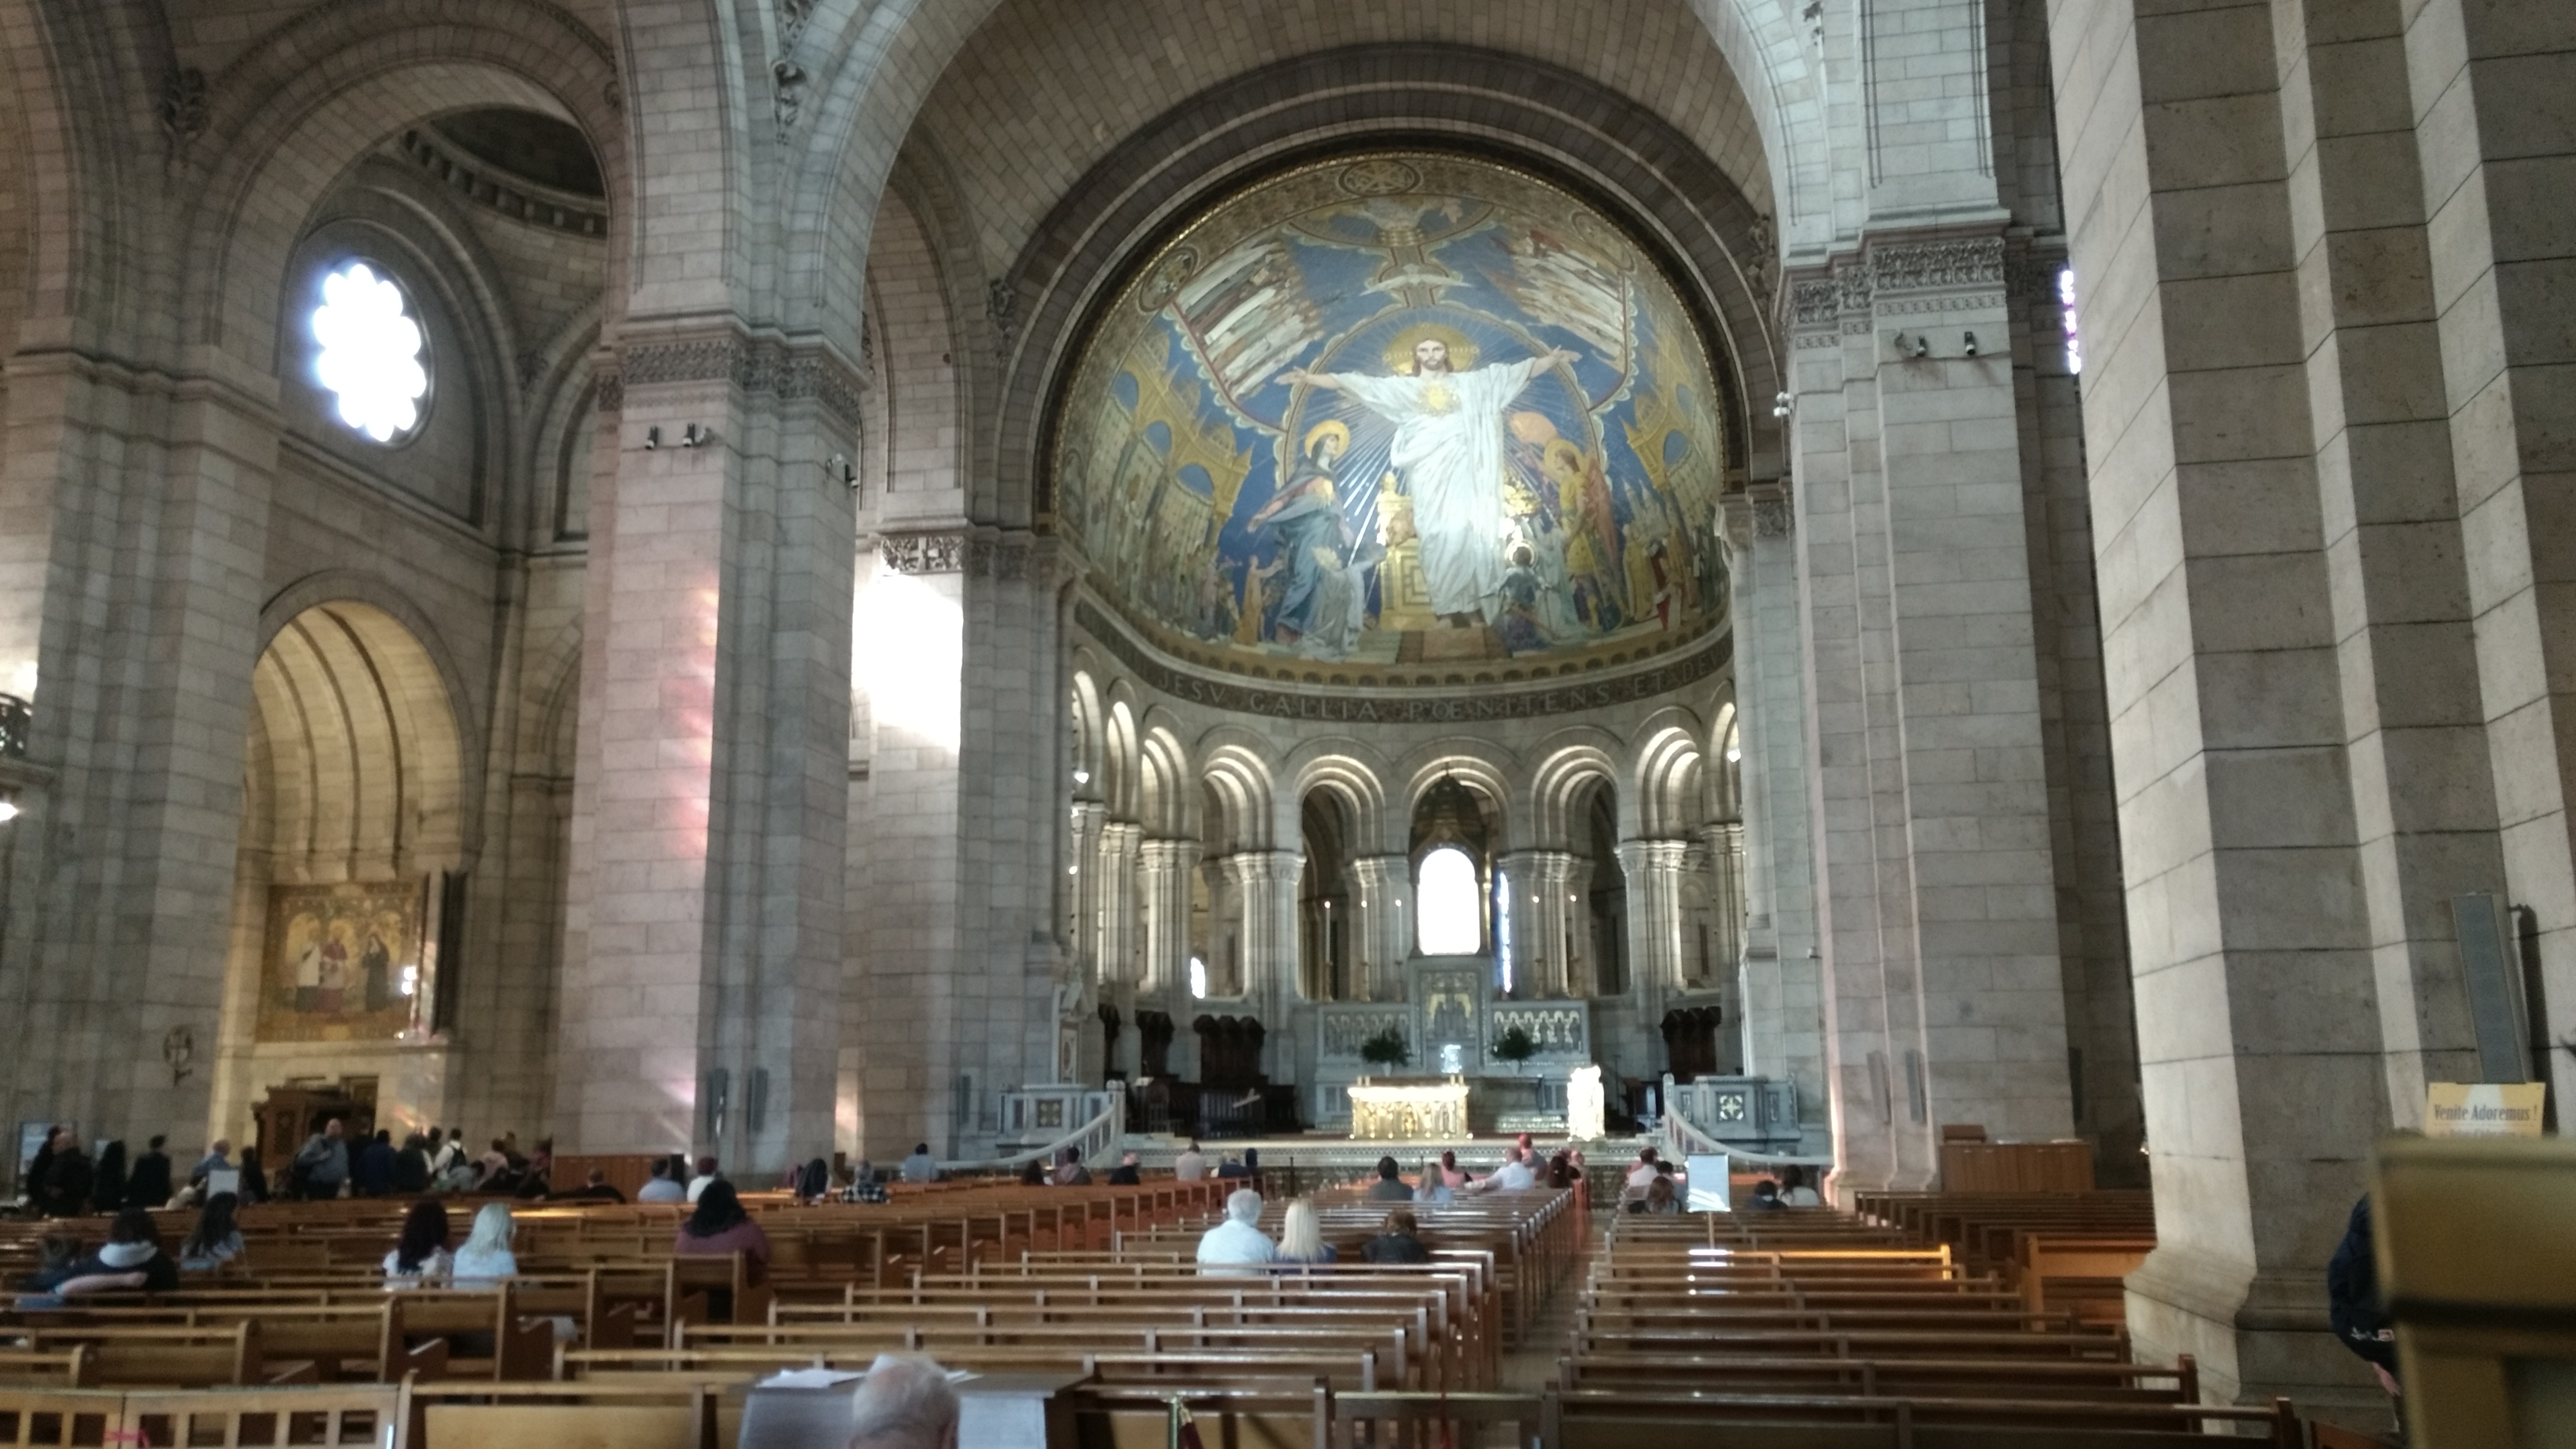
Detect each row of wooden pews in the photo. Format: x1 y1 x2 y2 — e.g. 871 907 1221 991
2 1175 1578 1448
1545 1205 2302 1447
1850 1188 2157 1328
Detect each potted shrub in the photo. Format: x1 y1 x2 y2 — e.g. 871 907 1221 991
1358 1025 1409 1077
1493 1025 1537 1076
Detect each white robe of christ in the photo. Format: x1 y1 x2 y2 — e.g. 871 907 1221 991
1334 356 1548 618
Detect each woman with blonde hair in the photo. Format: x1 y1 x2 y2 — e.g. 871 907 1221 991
1272 1198 1336 1268
450 1201 519 1287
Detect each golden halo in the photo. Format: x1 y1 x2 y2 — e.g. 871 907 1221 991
1302 420 1351 457
1381 322 1479 375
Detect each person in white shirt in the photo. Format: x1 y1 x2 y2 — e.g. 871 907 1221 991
1194 1188 1277 1272
1779 1165 1825 1207
1173 1140 1208 1182
685 1155 719 1202
1483 1148 1537 1191
901 1144 940 1183
451 1202 519 1287
1623 1147 1662 1195
637 1157 688 1202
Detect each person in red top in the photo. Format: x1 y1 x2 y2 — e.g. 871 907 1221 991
673 1180 770 1285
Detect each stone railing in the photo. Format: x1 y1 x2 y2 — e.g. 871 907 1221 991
1486 1004 1589 1061
1316 1005 1412 1063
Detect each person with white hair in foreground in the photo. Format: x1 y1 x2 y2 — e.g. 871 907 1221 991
1195 1187 1278 1271
849 1355 959 1449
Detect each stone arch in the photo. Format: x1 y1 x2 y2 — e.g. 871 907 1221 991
1197 741 1277 855
865 177 968 516
172 3 624 376
1067 667 1106 804
1102 694 1143 823
993 45 1787 531
1135 717 1196 840
244 599 467 883
1630 713 1710 840
782 0 1829 381
1531 738 1625 852
1283 744 1395 858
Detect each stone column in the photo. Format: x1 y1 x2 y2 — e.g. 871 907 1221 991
2045 0 2443 1411
1067 802 1105 979
1700 821 1745 988
1095 821 1142 987
1219 849 1301 1079
1616 840 1690 1026
1496 850 1577 998
1720 487 1824 1130
555 330 855 1175
1348 854 1412 1001
0 358 279 1149
2404 0 2576 1115
1782 236 2077 1196
1136 838 1199 1002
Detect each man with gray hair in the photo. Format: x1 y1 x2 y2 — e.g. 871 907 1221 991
1194 1187 1277 1272
849 1355 958 1449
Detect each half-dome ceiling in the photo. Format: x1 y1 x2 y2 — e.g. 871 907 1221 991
1055 153 1728 679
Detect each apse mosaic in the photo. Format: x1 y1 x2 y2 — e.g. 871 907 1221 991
1054 154 1729 672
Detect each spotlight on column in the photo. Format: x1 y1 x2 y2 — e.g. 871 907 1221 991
0 790 19 823
681 423 707 448
643 425 661 450
1912 334 1930 358
1963 331 1978 357
828 453 858 487
1772 391 1793 419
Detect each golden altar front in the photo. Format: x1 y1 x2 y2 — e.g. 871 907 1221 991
1347 1076 1470 1140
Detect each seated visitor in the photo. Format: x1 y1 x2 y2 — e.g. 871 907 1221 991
794 1157 833 1201
1625 1176 1681 1215
178 1191 245 1272
383 1198 454 1286
1273 1199 1337 1268
1438 1150 1467 1189
686 1154 721 1202
1778 1166 1823 1206
561 1168 627 1202
1483 1147 1536 1191
56 1208 180 1296
1017 1157 1049 1185
849 1352 962 1449
1413 1161 1454 1205
1173 1140 1208 1181
1053 1147 1092 1186
674 1180 771 1285
636 1157 685 1202
452 1201 520 1287
901 1143 940 1183
1746 1178 1785 1211
1195 1188 1277 1271
1546 1151 1579 1189
1217 1147 1260 1180
1361 1209 1433 1263
1106 1150 1142 1185
1623 1147 1661 1195
1366 1156 1414 1201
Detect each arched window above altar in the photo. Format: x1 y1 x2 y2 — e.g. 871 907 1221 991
1418 845 1481 955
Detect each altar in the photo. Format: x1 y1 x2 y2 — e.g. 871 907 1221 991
1347 1076 1470 1140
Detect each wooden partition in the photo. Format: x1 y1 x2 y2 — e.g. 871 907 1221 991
2375 1134 2576 1449
1936 1140 2095 1194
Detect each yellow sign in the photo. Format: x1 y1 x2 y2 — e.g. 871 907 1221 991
2424 1082 2547 1138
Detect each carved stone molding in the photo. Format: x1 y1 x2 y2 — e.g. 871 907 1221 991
879 533 963 574
158 69 209 147
1789 278 1839 327
1749 480 1794 539
614 334 865 429
397 128 608 238
593 370 623 413
1718 491 1756 553
1868 237 2006 292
